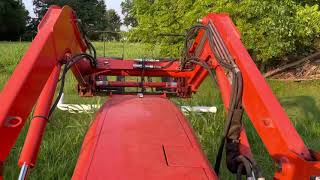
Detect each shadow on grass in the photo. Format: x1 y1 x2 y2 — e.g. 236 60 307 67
279 96 320 150
280 96 320 122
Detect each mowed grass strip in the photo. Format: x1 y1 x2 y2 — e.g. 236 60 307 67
0 42 319 179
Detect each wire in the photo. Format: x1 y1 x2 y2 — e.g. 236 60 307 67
76 19 97 62
48 54 96 118
236 156 253 178
182 24 234 70
236 163 244 180
181 23 265 179
187 59 218 87
87 41 97 59
157 33 185 37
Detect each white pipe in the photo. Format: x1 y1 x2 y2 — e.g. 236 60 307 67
57 93 217 114
18 163 29 180
181 106 217 113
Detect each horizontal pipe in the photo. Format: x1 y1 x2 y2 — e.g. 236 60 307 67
74 58 193 78
93 70 193 78
96 81 177 88
18 64 61 168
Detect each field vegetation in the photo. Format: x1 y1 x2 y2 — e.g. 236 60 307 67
128 0 320 68
0 42 319 179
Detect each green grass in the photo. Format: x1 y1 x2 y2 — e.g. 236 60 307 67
0 41 319 179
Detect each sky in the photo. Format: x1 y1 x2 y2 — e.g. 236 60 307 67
22 0 124 19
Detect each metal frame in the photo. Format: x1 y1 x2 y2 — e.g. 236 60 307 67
0 5 319 180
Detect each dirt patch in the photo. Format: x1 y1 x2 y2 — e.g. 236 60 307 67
264 51 320 80
271 60 320 80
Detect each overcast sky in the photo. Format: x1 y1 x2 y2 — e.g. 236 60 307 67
22 0 124 18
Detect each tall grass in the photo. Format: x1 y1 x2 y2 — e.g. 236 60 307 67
0 42 319 179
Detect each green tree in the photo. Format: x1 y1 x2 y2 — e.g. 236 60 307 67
33 0 109 40
103 9 122 40
129 0 320 65
129 0 194 57
294 0 320 6
0 0 28 40
211 0 320 63
22 16 38 41
121 0 138 27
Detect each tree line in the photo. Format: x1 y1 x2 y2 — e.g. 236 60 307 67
0 0 28 41
2 0 320 66
121 0 320 67
0 0 122 41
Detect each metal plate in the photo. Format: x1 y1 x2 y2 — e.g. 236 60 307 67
72 95 217 180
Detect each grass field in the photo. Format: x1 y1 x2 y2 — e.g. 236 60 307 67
0 41 319 179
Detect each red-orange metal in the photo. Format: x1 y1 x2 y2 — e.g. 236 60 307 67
0 5 319 179
194 14 320 179
94 58 191 77
0 5 86 175
72 95 218 180
18 64 61 167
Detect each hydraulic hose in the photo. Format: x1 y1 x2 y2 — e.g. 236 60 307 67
182 22 264 179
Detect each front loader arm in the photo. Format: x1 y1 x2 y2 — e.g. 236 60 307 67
0 5 87 170
187 13 320 179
